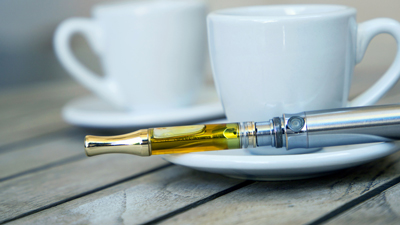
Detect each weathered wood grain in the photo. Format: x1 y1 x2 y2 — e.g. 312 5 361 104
8 166 244 225
156 151 400 225
0 81 86 108
325 180 400 225
0 135 85 180
0 154 168 223
2 72 400 225
0 81 87 123
0 81 87 149
0 107 71 149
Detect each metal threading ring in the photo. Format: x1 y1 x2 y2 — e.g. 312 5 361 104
272 117 283 148
239 122 257 148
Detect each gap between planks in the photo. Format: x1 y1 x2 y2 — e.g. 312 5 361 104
324 177 400 225
0 81 86 149
156 152 400 225
0 153 169 223
2 78 400 224
2 164 173 224
0 129 87 181
7 165 249 225
6 152 400 225
308 175 400 225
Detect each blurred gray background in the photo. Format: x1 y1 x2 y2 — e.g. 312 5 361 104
0 0 399 96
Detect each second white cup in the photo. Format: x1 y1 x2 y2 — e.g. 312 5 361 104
208 4 400 154
55 0 207 110
208 4 400 121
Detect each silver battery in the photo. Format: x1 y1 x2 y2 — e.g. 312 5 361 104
253 104 400 150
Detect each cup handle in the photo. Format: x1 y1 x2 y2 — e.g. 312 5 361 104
54 18 125 108
349 18 400 107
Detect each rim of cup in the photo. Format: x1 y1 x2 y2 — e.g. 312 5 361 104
93 0 204 15
208 4 356 20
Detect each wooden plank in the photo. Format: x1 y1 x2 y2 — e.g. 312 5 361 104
0 95 78 126
2 69 400 225
0 81 87 148
325 180 400 225
0 134 85 180
0 81 86 124
8 166 243 225
151 151 400 225
0 154 168 223
0 80 86 107
0 107 70 149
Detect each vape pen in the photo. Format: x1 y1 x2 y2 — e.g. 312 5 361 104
84 104 400 157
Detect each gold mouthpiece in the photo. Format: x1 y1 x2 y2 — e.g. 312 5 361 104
84 129 151 157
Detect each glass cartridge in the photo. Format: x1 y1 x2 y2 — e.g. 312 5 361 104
150 123 240 155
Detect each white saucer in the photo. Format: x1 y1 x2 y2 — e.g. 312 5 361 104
162 141 400 181
62 86 224 128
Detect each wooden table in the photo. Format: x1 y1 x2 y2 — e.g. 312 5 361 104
2 80 400 225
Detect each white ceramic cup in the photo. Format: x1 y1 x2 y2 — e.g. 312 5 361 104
54 0 206 110
208 4 400 122
208 4 400 154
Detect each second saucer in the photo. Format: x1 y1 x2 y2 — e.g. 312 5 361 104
62 85 225 129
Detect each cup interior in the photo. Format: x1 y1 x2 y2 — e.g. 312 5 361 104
213 4 353 17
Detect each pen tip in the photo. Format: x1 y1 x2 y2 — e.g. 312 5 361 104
84 135 92 157
83 130 151 157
